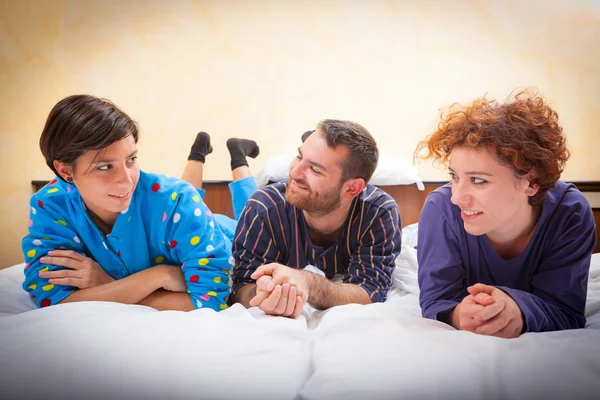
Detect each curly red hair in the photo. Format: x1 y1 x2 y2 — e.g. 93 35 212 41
415 88 570 206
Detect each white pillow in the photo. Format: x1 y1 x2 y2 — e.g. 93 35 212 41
255 154 295 187
393 223 420 294
369 155 424 190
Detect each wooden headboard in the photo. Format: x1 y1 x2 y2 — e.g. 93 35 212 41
31 180 600 253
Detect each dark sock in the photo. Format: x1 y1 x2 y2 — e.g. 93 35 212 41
188 131 213 162
301 130 315 142
227 138 260 170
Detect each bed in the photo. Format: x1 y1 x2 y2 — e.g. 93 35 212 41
1 223 599 400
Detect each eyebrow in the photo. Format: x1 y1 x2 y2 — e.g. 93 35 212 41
91 150 138 165
448 166 493 176
298 148 327 172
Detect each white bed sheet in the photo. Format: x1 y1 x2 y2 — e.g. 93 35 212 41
1 254 599 399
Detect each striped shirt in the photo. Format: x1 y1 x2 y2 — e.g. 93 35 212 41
232 183 401 303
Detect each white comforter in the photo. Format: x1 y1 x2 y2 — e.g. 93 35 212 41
1 249 599 399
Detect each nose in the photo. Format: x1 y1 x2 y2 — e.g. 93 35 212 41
289 158 304 181
450 180 472 207
115 165 133 186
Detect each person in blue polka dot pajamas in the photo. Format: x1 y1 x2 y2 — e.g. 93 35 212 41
22 94 259 311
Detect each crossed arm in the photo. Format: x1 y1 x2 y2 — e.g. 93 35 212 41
38 249 193 310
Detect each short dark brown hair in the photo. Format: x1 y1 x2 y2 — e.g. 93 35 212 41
40 94 139 180
415 88 569 206
316 119 379 183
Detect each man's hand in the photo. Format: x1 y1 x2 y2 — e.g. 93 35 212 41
251 263 311 302
249 277 304 317
468 283 524 338
248 264 308 317
39 250 114 289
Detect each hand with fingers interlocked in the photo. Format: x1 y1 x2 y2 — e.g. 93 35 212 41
38 249 114 289
248 263 309 318
450 283 524 338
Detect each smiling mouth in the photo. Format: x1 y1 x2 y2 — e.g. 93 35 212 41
291 180 309 190
109 192 131 200
462 210 482 216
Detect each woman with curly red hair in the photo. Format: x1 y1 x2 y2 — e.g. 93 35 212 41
415 89 596 338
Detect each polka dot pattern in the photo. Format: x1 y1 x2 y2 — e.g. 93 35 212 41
40 298 51 308
27 174 231 313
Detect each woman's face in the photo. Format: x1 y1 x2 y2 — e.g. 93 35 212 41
448 146 537 241
69 135 140 225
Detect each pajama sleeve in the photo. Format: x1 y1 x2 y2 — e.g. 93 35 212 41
157 182 231 311
497 202 596 332
417 196 468 321
22 187 85 308
343 202 401 303
231 190 287 297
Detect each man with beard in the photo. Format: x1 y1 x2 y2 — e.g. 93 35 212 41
230 120 401 317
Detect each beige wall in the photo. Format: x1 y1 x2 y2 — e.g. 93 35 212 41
1 0 599 267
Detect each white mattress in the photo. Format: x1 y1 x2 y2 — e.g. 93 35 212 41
1 253 599 399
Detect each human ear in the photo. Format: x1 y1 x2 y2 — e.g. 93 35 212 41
525 181 540 197
523 169 540 197
53 160 73 182
343 178 365 200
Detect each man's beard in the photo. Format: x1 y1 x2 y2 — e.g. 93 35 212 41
285 179 343 215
